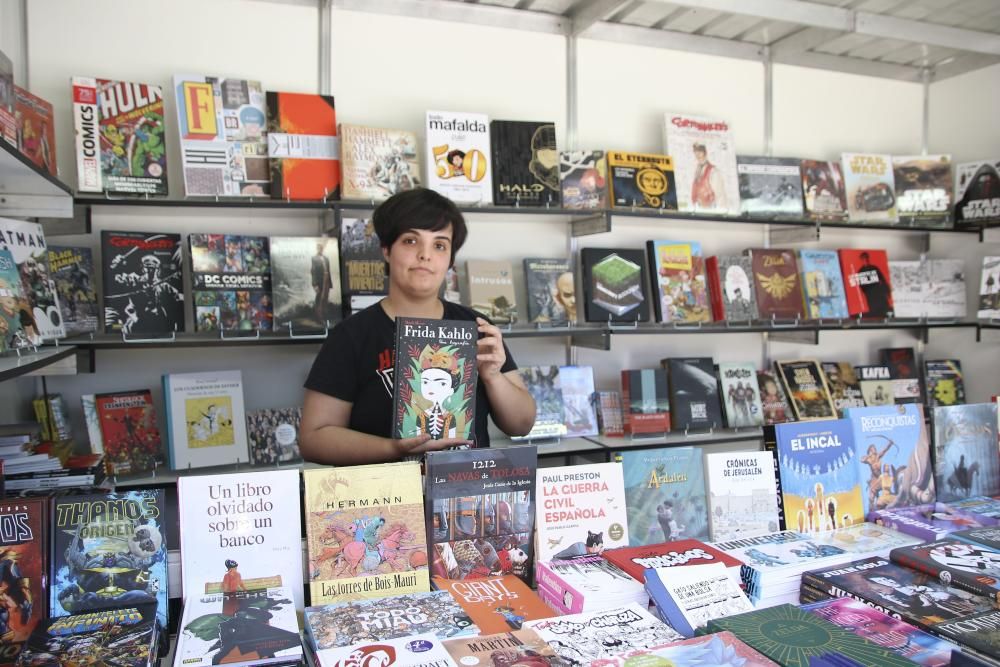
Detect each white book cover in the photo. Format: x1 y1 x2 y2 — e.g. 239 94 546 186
317 633 456 667
645 562 752 636
890 259 966 319
164 369 249 469
536 462 629 561
978 256 1000 319
71 76 101 192
0 217 64 339
559 365 599 437
178 469 304 610
662 113 740 215
705 451 780 541
425 110 492 204
80 394 103 454
717 362 764 428
841 153 898 223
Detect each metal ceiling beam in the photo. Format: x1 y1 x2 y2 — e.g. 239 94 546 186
568 0 633 35
581 21 765 61
330 0 570 34
772 50 923 81
767 26 843 58
855 12 1000 56
931 52 1000 81
643 0 852 31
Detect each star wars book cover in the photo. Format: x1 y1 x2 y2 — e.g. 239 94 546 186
101 230 183 335
705 451 780 541
0 217 63 340
820 362 866 417
933 403 1000 503
47 246 98 336
270 236 341 332
738 156 805 219
933 609 1000 662
49 489 168 629
72 77 167 195
340 217 387 316
893 155 953 228
801 159 849 223
646 240 711 324
955 159 1000 227
607 151 677 210
891 539 1000 603
340 124 420 201
267 91 340 200
560 150 607 209
838 248 895 318
842 153 898 224
664 357 723 431
246 406 302 466
0 498 47 667
924 360 965 407
425 110 492 204
799 249 850 320
444 628 562 667
433 577 553 634
516 366 566 439
17 602 159 667
718 362 765 428
582 248 649 322
774 360 838 421
94 390 163 476
523 257 575 325
747 248 804 320
466 259 517 325
490 120 559 207
619 369 671 435
0 247 40 353
615 446 708 544
14 85 56 176
663 113 740 215
706 255 759 322
188 233 271 332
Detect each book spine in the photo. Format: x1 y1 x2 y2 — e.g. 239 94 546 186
705 256 724 321
646 241 664 323
163 375 175 470
621 370 633 434
891 549 1000 603
761 427 786 531
643 572 694 637
72 76 101 192
534 563 584 614
871 515 943 542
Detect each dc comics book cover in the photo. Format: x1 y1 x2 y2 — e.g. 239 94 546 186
189 233 271 332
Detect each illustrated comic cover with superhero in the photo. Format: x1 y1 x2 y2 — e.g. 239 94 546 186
14 85 56 176
443 629 565 667
0 246 39 354
100 230 183 335
267 91 340 201
0 498 46 667
47 246 98 336
49 489 168 630
0 217 63 341
94 390 164 476
433 575 553 635
189 233 271 332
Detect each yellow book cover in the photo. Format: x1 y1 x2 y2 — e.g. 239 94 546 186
304 463 430 604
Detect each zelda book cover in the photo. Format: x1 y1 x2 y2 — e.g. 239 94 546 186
14 85 56 177
581 248 649 323
955 159 1000 227
663 113 740 215
705 450 780 541
340 124 421 201
266 91 340 201
100 230 183 335
615 446 708 544
443 629 564 667
560 150 607 209
839 248 895 318
340 217 387 315
433 576 553 634
718 361 765 428
933 403 1000 503
664 357 723 431
425 446 536 585
174 586 302 666
490 120 559 207
0 217 63 340
246 407 302 466
801 159 848 223
319 632 456 667
94 390 164 476
757 370 792 425
0 498 47 667
72 77 167 195
645 240 711 324
933 609 1000 662
516 366 566 439
270 236 341 331
466 259 517 325
391 317 478 441
747 248 804 320
842 153 898 223
738 156 804 219
891 539 1000 603
49 489 168 629
592 631 779 667
524 257 575 324
17 602 159 667
821 362 866 417
620 369 670 435
47 246 98 336
799 249 850 319
706 603 925 667
425 110 492 204
189 233 271 332
162 369 249 470
607 151 677 211
0 246 39 353
303 462 429 606
602 539 743 583
775 359 837 421
893 155 953 228
706 255 758 322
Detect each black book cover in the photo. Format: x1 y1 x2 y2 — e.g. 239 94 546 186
48 246 99 336
339 216 387 314
891 539 1000 602
880 347 923 404
189 233 271 332
101 230 183 335
581 247 649 322
955 528 1000 552
490 120 559 207
933 609 1000 661
665 357 723 431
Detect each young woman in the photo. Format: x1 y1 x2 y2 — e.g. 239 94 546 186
300 188 536 465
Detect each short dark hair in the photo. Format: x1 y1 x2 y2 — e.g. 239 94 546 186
372 188 467 267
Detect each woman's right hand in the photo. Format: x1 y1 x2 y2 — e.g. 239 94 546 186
391 434 472 456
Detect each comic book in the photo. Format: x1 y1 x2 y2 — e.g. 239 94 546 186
319 633 456 667
47 246 98 336
535 554 648 614
72 77 167 195
581 248 650 322
880 347 923 405
246 407 302 466
839 248 896 317
799 249 850 319
270 236 341 331
709 531 840 590
560 150 607 209
738 156 804 218
14 85 56 176
94 390 163 476
889 259 966 319
869 504 1000 542
644 562 753 636
663 113 740 215
933 403 1000 503
821 362 866 417
775 360 838 421
49 489 168 629
718 362 765 428
664 357 724 431
174 74 269 196
591 632 779 667
706 255 759 322
0 246 39 353
595 390 624 437
189 233 271 332
949 498 1000 520
842 153 898 223
606 151 677 210
340 124 420 201
17 603 160 667
267 91 339 200
955 527 1000 551
0 498 46 667
101 230 183 335
615 446 708 544
891 539 1000 603
602 540 743 585
893 155 953 228
162 369 249 469
979 256 1000 319
443 629 561 667
559 366 598 437
705 451 780 541
645 240 711 324
932 609 1000 662
801 159 849 223
925 360 965 407
466 259 517 324
491 120 559 207
747 248 804 320
955 159 1000 227
523 257 575 324
340 217 387 316
424 446 535 586
0 217 63 340
757 370 792 425
516 366 566 439
619 369 671 435
425 111 492 204
0 50 13 146
433 576 553 634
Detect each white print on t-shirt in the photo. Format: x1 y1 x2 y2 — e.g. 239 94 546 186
379 367 394 397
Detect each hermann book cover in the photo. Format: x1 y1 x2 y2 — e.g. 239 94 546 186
616 446 708 544
933 403 1000 503
646 240 711 324
620 369 671 435
757 370 792 425
94 389 163 476
718 362 765 428
775 359 838 421
738 156 805 219
490 120 559 207
801 159 848 223
466 259 517 324
523 257 575 324
340 217 387 315
267 92 340 200
893 155 953 228
955 160 1000 227
581 248 649 322
391 317 478 441
925 360 965 407
706 451 780 541
47 246 98 336
246 407 302 466
101 230 183 335
425 446 536 585
444 629 561 667
560 150 607 209
425 110 492 204
839 248 895 318
843 153 898 223
0 217 63 340
163 369 249 470
747 248 804 320
821 362 866 417
665 357 723 431
799 249 850 319
17 603 159 667
14 85 56 177
189 233 271 332
340 124 420 200
706 255 759 322
607 151 677 210
433 576 553 634
663 113 740 215
891 539 1000 603
270 236 341 331
304 463 429 606
0 497 46 667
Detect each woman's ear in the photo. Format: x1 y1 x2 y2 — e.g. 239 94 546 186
381 245 391 262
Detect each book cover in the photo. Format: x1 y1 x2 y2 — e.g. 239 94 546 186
747 248 804 320
0 246 40 352
47 246 98 336
706 255 759 322
340 124 420 200
443 629 561 667
590 632 779 667
821 362 866 417
955 160 1000 227
535 553 647 614
304 463 428 605
949 497 1000 520
270 236 341 331
72 77 167 195
425 446 535 585
933 403 1000 503
14 85 56 176
425 110 492 204
340 217 387 315
799 249 850 319
0 217 63 340
535 462 629 561
845 404 936 517
175 74 269 196
663 113 740 215
775 360 838 421
490 120 559 207
843 153 898 223
880 347 923 405
320 633 456 667
925 360 965 407
603 540 743 583
523 257 575 324
891 539 1000 602
559 366 598 437
644 562 752 636
646 240 711 324
738 155 805 218
620 369 670 435
607 151 677 210
933 609 1000 662
871 505 999 542
391 317 478 441
267 91 339 200
49 489 167 629
433 576 553 634
595 390 624 437
893 155 953 228
718 362 765 428
94 389 163 476
17 603 159 667
189 233 271 332
178 469 304 610
163 369 249 469
801 159 849 223
773 418 863 533
466 259 517 324
616 446 708 543
0 51 13 146
979 256 1000 319
246 407 302 466
0 497 46 667
839 248 895 318
955 527 1000 551
81 394 103 454
710 531 842 586
517 366 567 439
665 357 724 431
706 450 780 541
101 230 183 335
757 370 792 425
890 260 966 319
581 248 649 322
442 266 461 304
560 150 607 209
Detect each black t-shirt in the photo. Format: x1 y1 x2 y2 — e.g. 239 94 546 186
304 300 518 447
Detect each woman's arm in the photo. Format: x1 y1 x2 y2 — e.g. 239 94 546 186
476 317 536 437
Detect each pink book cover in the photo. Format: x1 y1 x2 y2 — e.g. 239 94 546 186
535 562 585 614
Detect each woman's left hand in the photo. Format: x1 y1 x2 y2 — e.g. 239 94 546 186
476 317 506 381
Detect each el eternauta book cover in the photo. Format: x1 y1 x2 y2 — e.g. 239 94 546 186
246 407 302 466
340 217 387 315
706 451 780 541
933 403 1000 503
95 389 163 476
737 156 804 218
163 369 249 470
0 498 47 667
100 230 183 335
425 110 492 204
340 124 421 200
607 151 677 210
0 217 64 340
266 91 340 200
839 248 895 318
391 317 478 441
665 357 724 431
798 249 849 319
707 255 758 322
893 155 953 228
663 113 740 215
47 246 98 336
955 159 1000 226
820 362 866 417
646 240 711 324
616 446 708 544
490 120 559 207
775 360 837 421
189 233 271 332
801 159 848 223
582 248 649 322
718 362 765 428
560 150 607 209
523 257 575 325
842 153 898 223
304 463 428 605
270 236 341 331
747 248 804 320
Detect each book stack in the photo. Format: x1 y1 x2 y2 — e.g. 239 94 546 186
870 503 1000 541
603 540 744 589
535 555 648 614
644 562 753 637
443 629 557 667
890 538 1000 603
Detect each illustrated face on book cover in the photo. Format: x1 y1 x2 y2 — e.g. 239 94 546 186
398 344 471 440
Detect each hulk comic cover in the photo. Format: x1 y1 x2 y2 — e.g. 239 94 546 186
0 498 47 667
17 603 160 667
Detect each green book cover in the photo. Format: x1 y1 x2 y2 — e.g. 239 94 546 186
707 604 918 667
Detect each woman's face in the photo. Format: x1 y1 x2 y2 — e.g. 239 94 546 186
383 226 453 298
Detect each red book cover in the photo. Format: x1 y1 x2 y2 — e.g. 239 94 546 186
602 540 743 583
0 497 47 667
14 86 56 176
433 575 554 634
706 255 725 321
838 248 894 317
747 248 803 320
95 390 164 476
266 91 340 200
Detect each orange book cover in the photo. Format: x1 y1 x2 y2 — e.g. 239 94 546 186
266 91 340 200
433 575 554 634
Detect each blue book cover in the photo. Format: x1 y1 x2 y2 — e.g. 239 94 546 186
933 403 1000 503
845 404 936 518
616 446 709 544
774 419 864 535
799 249 849 319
